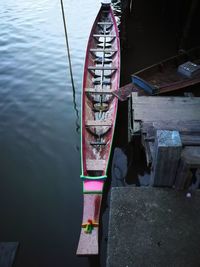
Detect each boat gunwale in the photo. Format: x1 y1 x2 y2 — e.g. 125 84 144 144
81 4 120 179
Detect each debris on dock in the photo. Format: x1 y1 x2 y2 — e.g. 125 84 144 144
129 92 200 189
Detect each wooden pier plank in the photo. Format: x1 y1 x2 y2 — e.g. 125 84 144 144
132 94 200 122
0 242 19 267
131 93 200 189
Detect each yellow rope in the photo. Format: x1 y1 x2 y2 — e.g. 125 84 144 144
82 219 99 233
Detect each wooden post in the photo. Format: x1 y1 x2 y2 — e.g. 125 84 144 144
175 147 200 190
174 159 192 190
151 130 182 187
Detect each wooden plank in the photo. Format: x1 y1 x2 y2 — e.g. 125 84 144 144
86 159 106 171
141 134 152 166
85 88 113 94
97 22 113 25
88 66 117 70
143 133 200 147
181 134 200 146
142 122 200 145
86 120 112 127
132 95 200 122
152 120 200 133
150 130 182 187
77 194 102 255
175 147 200 190
113 83 138 101
93 34 116 38
175 159 191 190
90 48 117 53
149 142 154 160
182 147 200 167
132 96 200 105
141 122 154 134
0 242 19 267
134 107 200 122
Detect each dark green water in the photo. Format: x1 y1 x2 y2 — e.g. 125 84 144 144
0 0 120 266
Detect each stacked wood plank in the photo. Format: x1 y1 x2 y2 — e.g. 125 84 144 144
130 93 200 189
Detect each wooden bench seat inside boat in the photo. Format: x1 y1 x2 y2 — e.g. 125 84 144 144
85 88 113 94
93 34 116 38
86 159 106 171
88 66 117 70
97 22 113 25
90 48 117 53
86 120 112 126
90 140 107 146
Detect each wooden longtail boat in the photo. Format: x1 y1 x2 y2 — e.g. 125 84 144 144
76 1 120 255
132 47 200 95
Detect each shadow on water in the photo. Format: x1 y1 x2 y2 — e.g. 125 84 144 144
60 0 80 134
71 83 80 134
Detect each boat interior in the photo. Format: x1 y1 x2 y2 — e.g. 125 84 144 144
135 47 200 88
82 5 120 177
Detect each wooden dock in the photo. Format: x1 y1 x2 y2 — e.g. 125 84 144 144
129 93 200 189
0 242 19 267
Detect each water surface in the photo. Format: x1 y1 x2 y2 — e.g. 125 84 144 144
0 0 100 266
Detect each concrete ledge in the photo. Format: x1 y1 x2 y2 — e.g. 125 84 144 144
107 187 200 267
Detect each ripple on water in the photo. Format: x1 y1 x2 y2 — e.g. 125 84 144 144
0 0 113 266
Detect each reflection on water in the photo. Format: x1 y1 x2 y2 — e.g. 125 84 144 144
0 0 122 265
60 0 80 134
0 0 101 266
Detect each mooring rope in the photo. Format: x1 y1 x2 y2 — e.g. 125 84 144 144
60 0 75 90
60 0 80 133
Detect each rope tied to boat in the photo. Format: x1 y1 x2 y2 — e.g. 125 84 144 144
82 219 99 234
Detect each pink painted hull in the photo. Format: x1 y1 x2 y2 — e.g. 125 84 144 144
77 3 120 255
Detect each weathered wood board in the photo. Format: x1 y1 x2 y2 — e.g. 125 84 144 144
0 242 19 267
132 94 200 122
76 194 102 255
150 130 182 187
175 147 200 189
131 93 200 189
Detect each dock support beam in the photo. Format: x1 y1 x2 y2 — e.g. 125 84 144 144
151 130 182 187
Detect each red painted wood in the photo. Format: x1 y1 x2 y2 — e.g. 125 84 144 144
77 2 120 255
76 194 102 255
81 4 120 177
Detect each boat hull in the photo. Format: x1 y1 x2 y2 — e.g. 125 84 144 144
77 2 120 255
